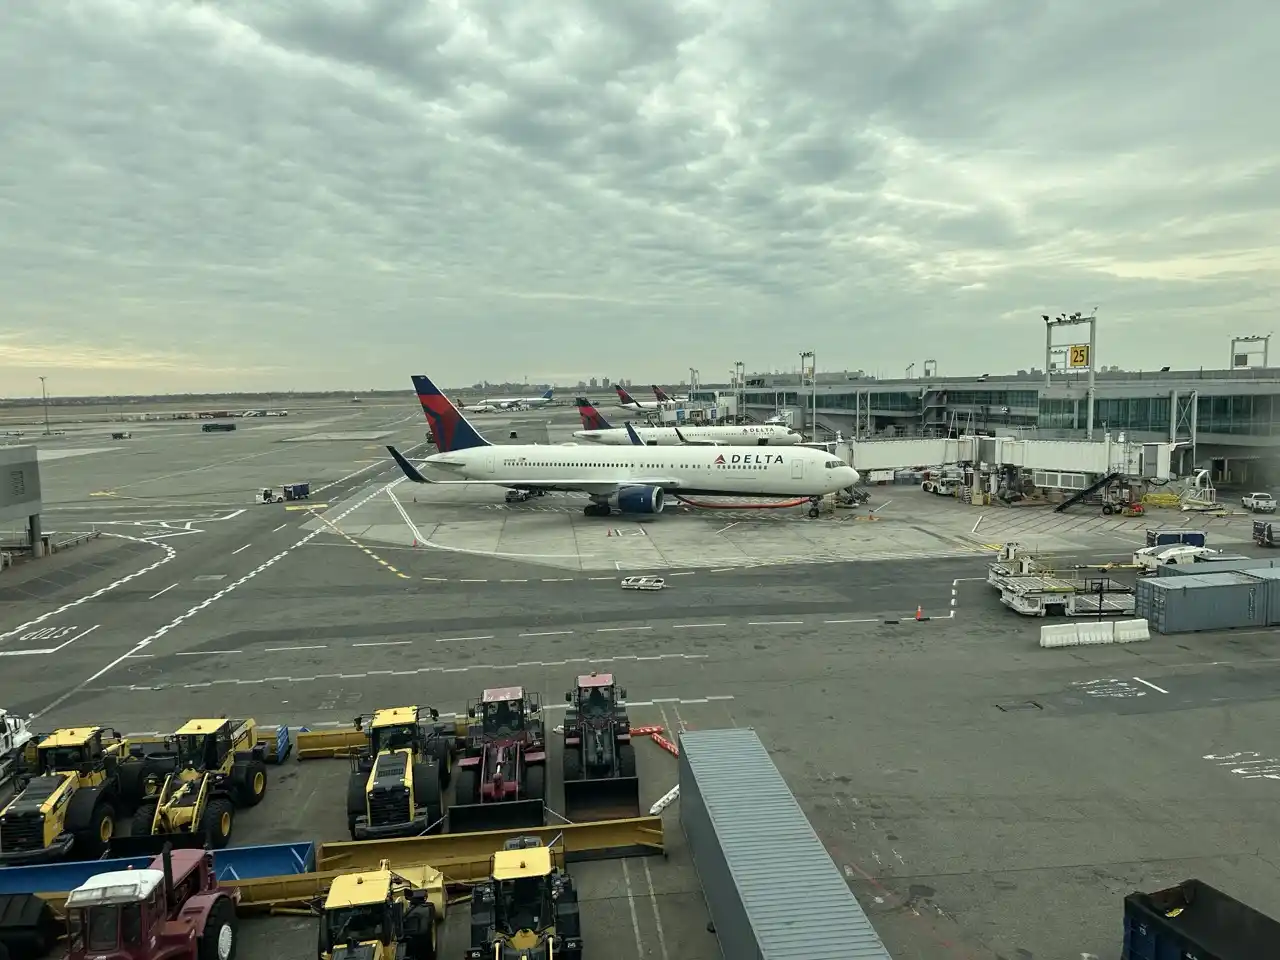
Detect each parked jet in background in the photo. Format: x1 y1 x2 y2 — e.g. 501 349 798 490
397 376 858 517
652 386 689 404
615 385 662 412
462 389 554 413
574 398 802 447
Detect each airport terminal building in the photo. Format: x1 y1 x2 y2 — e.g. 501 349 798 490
722 367 1280 484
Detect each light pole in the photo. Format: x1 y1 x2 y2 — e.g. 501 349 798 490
39 376 50 435
799 351 816 440
733 360 745 423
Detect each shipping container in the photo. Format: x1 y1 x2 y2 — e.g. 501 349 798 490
1140 572 1269 634
678 728 891 960
1123 878 1280 960
1155 557 1280 577
1241 566 1280 625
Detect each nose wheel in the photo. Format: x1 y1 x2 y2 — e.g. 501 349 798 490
807 496 821 519
584 502 612 517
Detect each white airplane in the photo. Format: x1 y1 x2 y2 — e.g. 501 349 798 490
573 398 802 447
614 385 663 412
652 386 689 404
461 389 554 413
398 375 859 517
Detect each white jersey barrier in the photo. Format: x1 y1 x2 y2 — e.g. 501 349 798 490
1039 618 1151 648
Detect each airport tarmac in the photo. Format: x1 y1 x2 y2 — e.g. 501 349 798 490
4 399 1280 959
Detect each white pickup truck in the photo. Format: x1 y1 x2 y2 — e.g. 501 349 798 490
1242 492 1276 513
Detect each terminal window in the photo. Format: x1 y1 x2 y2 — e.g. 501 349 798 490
8 470 23 497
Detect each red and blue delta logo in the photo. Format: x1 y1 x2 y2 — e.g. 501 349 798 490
418 395 456 450
714 454 726 465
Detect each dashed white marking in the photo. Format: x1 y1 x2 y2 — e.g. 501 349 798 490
148 583 178 600
30 472 412 719
0 534 176 642
176 649 242 656
353 640 413 648
596 626 652 633
823 618 880 624
272 523 288 533
520 630 573 637
672 623 727 629
264 645 327 652
231 543 252 555
436 635 494 643
747 620 803 626
1133 676 1169 694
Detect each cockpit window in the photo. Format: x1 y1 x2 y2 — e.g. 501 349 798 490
825 459 844 469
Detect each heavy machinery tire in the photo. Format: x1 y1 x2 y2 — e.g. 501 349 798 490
563 748 582 783
201 798 235 849
454 768 479 806
404 903 437 960
429 738 453 789
131 803 158 837
555 885 583 959
196 896 238 960
74 799 116 857
238 760 267 807
618 743 637 779
413 762 443 829
0 894 59 960
807 507 820 519
346 772 366 838
115 759 147 814
523 764 546 803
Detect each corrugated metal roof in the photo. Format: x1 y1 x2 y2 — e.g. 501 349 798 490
681 728 892 960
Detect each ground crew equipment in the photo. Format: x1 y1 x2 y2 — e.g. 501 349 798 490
561 673 641 822
259 483 310 504
316 859 444 960
0 727 145 864
466 836 582 960
346 707 456 841
120 718 268 855
450 687 547 834
64 845 239 960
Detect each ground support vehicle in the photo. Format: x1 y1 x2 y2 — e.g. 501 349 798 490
450 688 547 834
316 859 444 960
561 673 641 822
1123 878 1280 959
346 707 456 841
0 727 146 865
620 576 664 591
466 837 582 960
998 575 1135 618
1255 520 1278 547
120 718 268 856
0 710 34 790
64 845 239 960
1242 492 1276 513
258 483 309 504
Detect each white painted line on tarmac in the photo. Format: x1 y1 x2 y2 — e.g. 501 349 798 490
148 583 178 600
597 626 652 633
231 543 252 555
272 522 288 532
971 515 984 534
459 578 488 583
30 470 415 720
264 645 327 652
176 649 242 656
823 618 879 624
0 534 176 642
354 640 413 648
1133 676 1169 694
668 571 695 576
520 630 572 637
501 579 529 583
672 622 727 629
747 620 803 626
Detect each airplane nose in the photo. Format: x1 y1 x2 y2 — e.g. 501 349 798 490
843 466 860 485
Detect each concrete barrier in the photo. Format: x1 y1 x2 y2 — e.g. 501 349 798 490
1039 623 1080 648
1076 621 1115 646
1113 619 1151 644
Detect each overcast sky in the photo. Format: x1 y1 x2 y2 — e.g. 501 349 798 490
2 1 1278 397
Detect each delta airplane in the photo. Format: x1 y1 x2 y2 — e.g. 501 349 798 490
394 375 859 518
573 398 803 447
462 389 554 413
614 385 663 412
652 386 688 404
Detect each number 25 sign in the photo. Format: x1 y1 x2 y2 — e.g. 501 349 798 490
1068 344 1090 368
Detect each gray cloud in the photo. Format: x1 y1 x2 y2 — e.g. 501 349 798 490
1 0 1277 395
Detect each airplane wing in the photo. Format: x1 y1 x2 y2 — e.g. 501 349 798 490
386 447 681 493
674 427 719 446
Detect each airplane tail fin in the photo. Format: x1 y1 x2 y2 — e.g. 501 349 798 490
541 389 554 400
653 385 673 402
615 384 639 405
623 422 644 446
410 375 491 452
576 397 612 430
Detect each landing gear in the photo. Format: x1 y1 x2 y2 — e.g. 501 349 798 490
806 496 821 519
584 497 612 517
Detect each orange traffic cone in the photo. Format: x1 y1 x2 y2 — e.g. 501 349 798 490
915 605 923 620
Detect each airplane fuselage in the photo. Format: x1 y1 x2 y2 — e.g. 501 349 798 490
422 443 858 497
574 425 803 446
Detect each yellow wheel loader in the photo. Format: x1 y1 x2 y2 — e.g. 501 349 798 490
0 727 145 864
316 859 444 960
117 718 268 855
345 707 456 841
465 837 583 960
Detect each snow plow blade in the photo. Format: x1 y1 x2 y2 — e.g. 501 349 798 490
563 776 642 823
446 798 545 835
106 831 211 859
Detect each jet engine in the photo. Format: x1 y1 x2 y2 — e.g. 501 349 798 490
614 485 665 514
